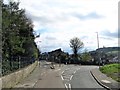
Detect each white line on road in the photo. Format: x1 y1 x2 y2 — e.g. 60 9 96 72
68 84 71 90
61 75 64 80
74 71 76 74
65 83 71 90
101 80 111 83
70 75 73 80
62 71 64 74
33 80 38 87
65 84 68 90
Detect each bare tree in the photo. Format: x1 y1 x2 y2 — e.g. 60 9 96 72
70 37 84 57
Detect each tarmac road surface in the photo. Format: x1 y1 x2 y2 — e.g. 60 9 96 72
61 65 106 89
14 61 106 89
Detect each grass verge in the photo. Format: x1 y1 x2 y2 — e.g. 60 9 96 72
99 63 120 82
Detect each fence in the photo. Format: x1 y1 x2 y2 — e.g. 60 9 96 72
2 56 37 76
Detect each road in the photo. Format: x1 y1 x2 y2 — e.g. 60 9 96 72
61 65 106 89
14 60 106 89
34 60 65 88
35 61 105 89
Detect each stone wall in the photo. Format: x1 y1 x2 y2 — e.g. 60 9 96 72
1 61 38 88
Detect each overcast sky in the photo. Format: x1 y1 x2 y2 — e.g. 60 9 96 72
4 0 119 54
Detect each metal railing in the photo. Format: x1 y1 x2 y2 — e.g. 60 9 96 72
2 56 36 76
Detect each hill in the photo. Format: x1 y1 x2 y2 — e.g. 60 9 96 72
96 47 120 54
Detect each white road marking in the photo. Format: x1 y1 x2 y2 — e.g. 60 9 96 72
65 83 71 90
62 67 80 89
65 84 68 90
62 71 64 74
70 75 73 80
68 84 71 90
101 80 111 83
74 71 76 74
33 80 39 87
61 75 64 80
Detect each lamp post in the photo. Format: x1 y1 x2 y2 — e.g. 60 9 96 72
35 33 41 64
35 33 41 50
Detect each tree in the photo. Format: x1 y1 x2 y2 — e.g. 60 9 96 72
81 49 92 61
70 37 84 58
2 1 40 75
2 1 39 58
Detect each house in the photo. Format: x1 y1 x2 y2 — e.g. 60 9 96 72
48 48 69 63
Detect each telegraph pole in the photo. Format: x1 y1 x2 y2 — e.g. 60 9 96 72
96 32 99 49
96 32 100 67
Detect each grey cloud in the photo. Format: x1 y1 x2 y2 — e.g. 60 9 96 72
26 11 53 24
99 36 114 40
100 30 119 38
25 11 69 26
71 12 104 20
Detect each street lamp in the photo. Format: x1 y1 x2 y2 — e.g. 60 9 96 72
35 33 41 63
35 33 41 48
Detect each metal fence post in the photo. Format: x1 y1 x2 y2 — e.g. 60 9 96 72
18 56 21 69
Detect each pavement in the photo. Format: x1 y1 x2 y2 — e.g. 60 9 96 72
90 67 120 90
0 78 2 90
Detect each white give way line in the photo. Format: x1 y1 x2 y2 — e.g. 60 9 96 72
65 83 71 90
61 67 80 89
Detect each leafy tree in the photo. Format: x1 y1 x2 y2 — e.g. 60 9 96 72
70 37 84 58
2 1 26 58
2 1 40 75
81 49 92 61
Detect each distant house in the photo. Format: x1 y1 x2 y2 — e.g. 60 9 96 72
109 56 119 63
48 48 69 63
90 47 120 64
48 48 62 62
40 52 49 60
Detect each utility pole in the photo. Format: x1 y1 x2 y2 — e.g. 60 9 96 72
96 32 99 49
96 32 100 67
